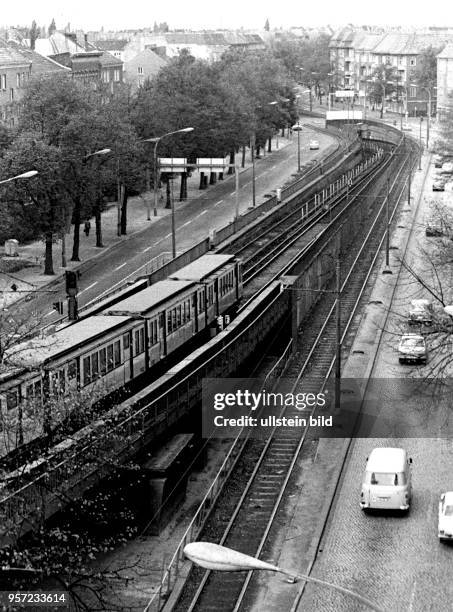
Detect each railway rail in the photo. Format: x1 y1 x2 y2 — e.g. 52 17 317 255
0 124 416 568
166 136 418 612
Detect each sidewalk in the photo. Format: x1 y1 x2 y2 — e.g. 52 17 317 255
0 134 295 308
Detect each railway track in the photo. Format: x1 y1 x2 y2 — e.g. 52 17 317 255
171 137 418 612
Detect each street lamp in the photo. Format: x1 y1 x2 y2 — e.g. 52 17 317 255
144 127 194 259
292 123 303 172
418 117 423 171
144 127 194 217
0 170 38 185
184 542 386 612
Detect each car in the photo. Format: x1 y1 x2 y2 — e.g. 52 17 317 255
309 139 319 150
360 447 412 512
441 162 453 174
434 155 444 168
398 334 428 364
432 177 446 191
438 492 453 542
408 299 433 326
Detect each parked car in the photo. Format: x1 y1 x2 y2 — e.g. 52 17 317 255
432 176 446 191
438 492 453 542
434 155 444 168
398 334 428 364
408 299 433 326
441 162 453 174
309 139 319 150
360 447 412 512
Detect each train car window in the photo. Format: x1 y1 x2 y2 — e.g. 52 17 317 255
99 348 107 375
177 305 182 327
167 312 172 334
68 360 78 380
172 308 177 331
123 333 130 350
134 328 145 355
107 344 114 371
114 340 121 367
83 356 91 386
208 285 214 306
26 380 42 399
198 291 204 312
57 368 66 394
91 353 99 379
6 389 19 411
149 319 158 345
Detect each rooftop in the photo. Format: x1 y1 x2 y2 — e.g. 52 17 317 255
105 279 195 316
169 254 235 282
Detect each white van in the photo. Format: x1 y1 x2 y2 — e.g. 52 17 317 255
360 447 412 512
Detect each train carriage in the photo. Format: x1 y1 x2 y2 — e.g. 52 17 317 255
104 279 198 369
0 253 243 454
169 253 242 328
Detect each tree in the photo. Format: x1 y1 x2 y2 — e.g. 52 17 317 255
1 133 69 275
369 63 398 118
432 93 453 156
29 20 39 51
415 46 440 92
264 18 270 32
415 46 442 116
48 18 56 37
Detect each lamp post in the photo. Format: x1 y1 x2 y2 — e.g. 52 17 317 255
184 542 386 612
422 87 432 149
0 170 38 185
143 127 194 221
418 117 423 171
292 123 303 172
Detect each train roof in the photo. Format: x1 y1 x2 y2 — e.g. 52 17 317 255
104 279 195 316
169 253 236 282
6 315 132 367
77 277 149 320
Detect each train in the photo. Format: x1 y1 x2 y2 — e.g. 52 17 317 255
0 253 242 451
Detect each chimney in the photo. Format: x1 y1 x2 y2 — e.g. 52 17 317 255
84 33 89 50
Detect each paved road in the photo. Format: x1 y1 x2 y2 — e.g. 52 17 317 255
17 124 333 325
298 156 453 612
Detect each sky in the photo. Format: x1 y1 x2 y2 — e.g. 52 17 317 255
1 0 453 32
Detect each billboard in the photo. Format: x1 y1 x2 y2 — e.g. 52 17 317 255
335 90 355 98
196 157 229 170
159 157 188 172
326 110 363 121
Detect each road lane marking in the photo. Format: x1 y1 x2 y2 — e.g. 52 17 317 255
142 246 153 252
44 311 54 318
214 199 224 206
114 263 127 270
181 221 191 228
79 281 98 294
195 210 208 217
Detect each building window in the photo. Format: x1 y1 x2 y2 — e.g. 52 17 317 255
16 73 21 87
410 58 416 67
102 70 109 83
409 85 417 98
1 74 6 90
138 66 144 75
114 69 121 82
10 88 14 101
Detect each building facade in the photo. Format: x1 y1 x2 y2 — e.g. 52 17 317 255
329 28 453 117
437 44 453 120
0 40 68 127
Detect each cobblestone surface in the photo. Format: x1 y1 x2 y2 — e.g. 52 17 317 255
298 155 453 612
299 437 453 612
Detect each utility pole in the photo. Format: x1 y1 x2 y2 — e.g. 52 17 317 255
383 177 392 275
235 161 240 229
251 132 256 207
335 256 341 411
